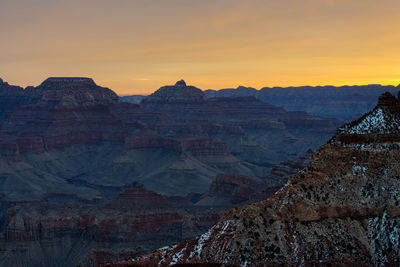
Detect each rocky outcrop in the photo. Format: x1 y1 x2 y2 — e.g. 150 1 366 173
127 92 400 266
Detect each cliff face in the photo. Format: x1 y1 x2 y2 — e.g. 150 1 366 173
128 92 400 266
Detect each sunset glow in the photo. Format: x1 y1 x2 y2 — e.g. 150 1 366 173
1 0 400 94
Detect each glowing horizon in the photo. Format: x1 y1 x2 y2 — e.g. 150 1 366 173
1 0 400 94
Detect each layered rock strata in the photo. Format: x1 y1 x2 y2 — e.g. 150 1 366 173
0 185 224 266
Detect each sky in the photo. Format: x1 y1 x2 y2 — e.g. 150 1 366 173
1 0 400 95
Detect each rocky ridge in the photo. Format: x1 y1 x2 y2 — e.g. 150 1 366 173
126 92 400 266
204 84 400 120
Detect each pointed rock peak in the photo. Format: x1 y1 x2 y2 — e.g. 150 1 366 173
175 79 186 87
377 92 398 109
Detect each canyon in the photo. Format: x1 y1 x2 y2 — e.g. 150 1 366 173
0 77 391 266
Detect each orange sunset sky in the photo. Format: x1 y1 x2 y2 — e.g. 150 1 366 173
1 0 400 95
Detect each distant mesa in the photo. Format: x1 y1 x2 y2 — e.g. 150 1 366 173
27 77 120 106
39 77 97 89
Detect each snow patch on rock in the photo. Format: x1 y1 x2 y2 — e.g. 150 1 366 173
352 162 367 177
339 108 400 134
368 211 400 267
